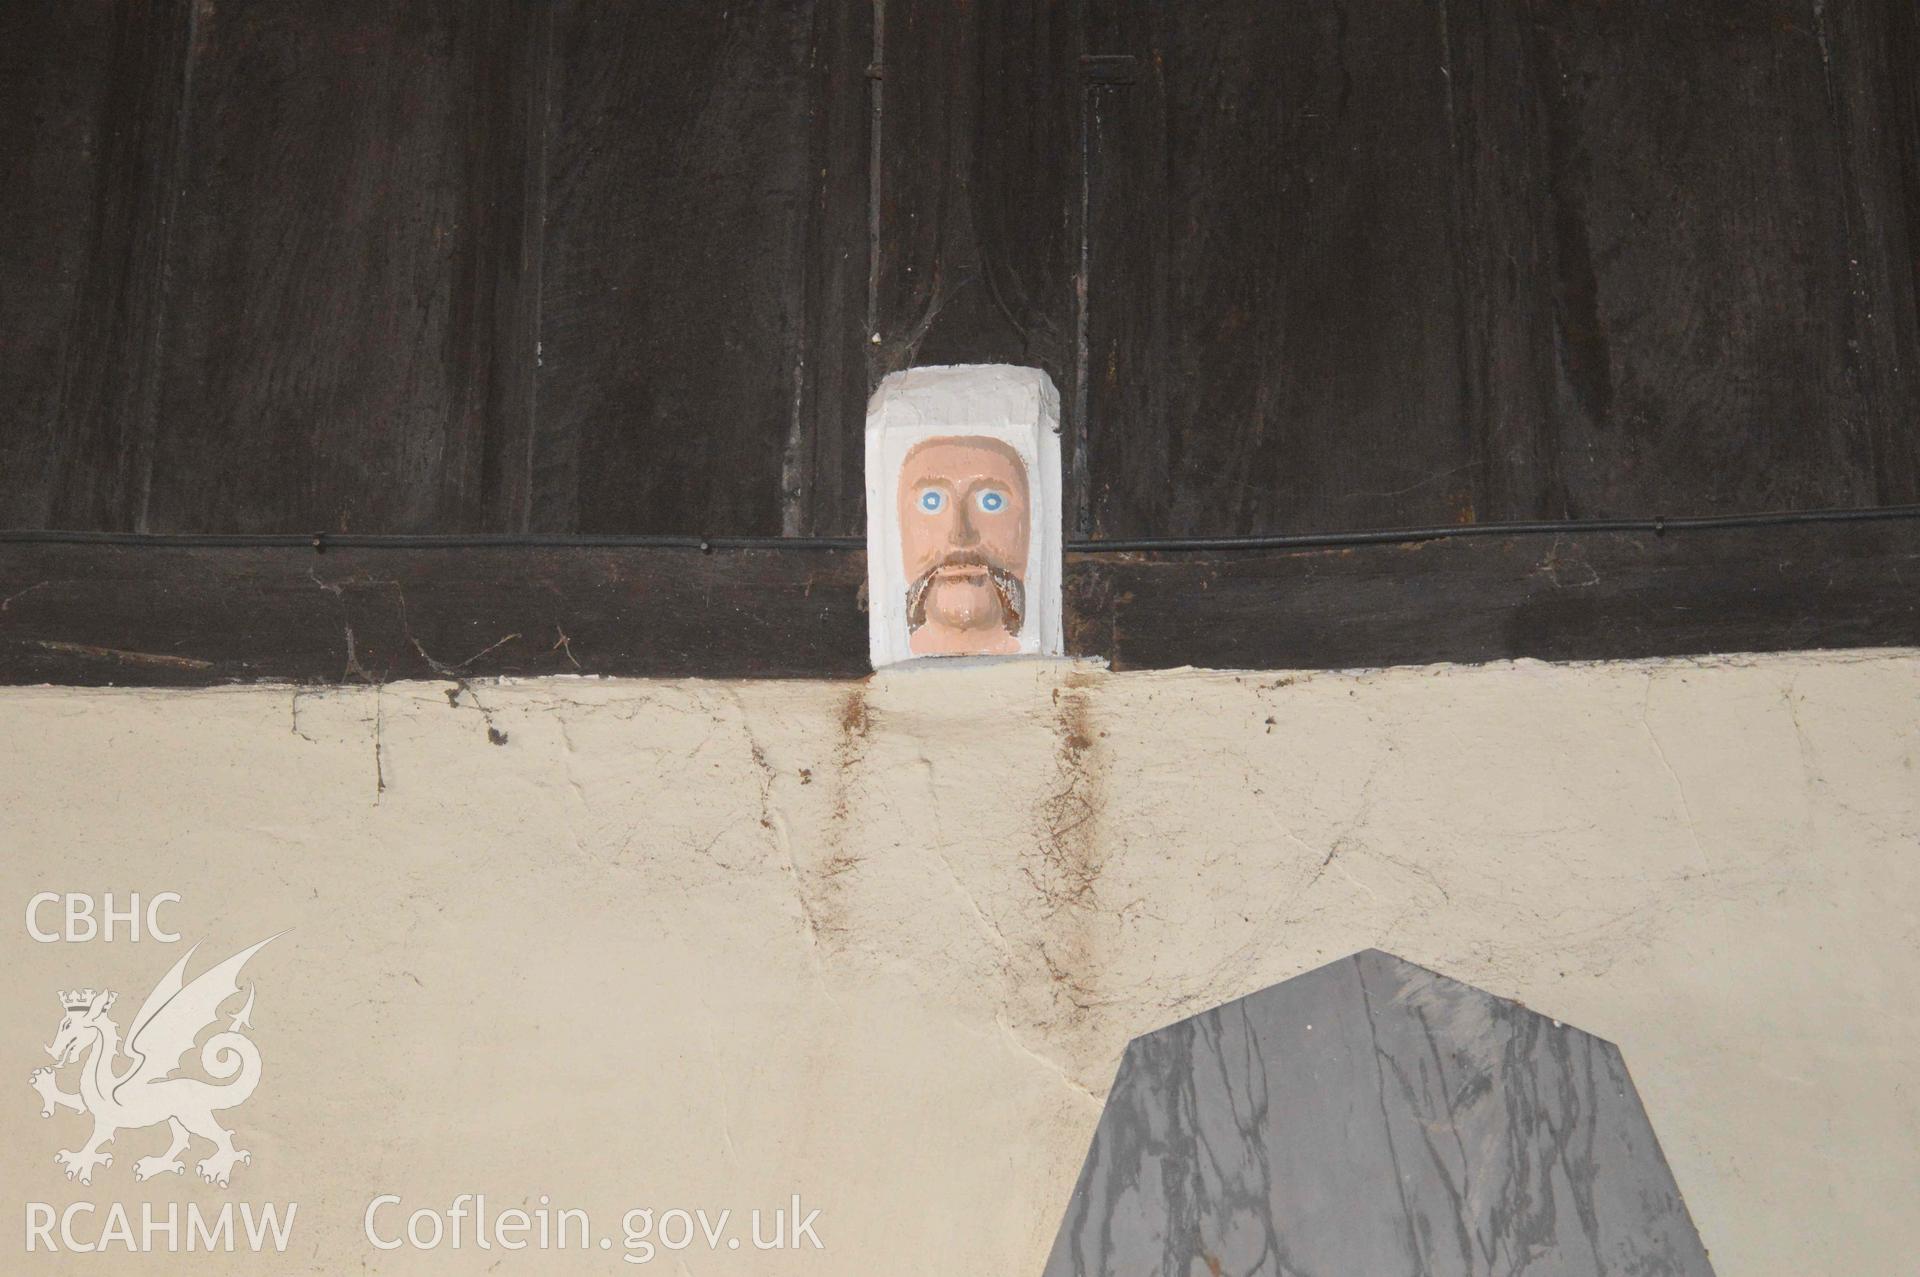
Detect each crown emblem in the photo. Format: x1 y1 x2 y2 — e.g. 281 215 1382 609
59 989 114 1012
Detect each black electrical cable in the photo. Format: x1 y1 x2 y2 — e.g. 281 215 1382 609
0 529 860 551
2 502 1918 553
1070 502 1920 552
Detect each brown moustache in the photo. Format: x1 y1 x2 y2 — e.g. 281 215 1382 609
905 552 1025 634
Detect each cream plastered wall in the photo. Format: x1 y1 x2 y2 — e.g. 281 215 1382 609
1 651 1916 1275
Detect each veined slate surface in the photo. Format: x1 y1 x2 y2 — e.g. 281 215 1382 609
1042 949 1714 1276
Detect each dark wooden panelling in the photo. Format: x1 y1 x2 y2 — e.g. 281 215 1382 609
1452 0 1918 519
1074 0 1920 535
1814 0 1920 505
2 0 195 532
871 0 1080 471
4 521 1916 684
0 2 112 528
535 0 870 537
1078 3 1164 538
1 1 873 539
3 0 1917 583
1437 0 1568 523
786 0 879 536
476 1 555 535
139 1 538 534
1886 0 1920 384
1081 0 1475 537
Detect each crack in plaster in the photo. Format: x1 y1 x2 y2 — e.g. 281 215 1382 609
1640 672 1710 874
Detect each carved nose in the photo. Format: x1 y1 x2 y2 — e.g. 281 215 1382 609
950 505 981 547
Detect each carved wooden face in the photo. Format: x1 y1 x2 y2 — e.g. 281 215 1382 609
896 436 1031 656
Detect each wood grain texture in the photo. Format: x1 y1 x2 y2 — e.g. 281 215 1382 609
1079 4 1162 538
1081 0 1475 537
1070 519 1920 671
535 0 870 537
139 1 536 534
1464 0 1911 518
785 0 877 536
1 0 1916 570
0 542 871 684
1813 0 1920 506
475 0 555 535
0 1 116 529
1075 0 1920 533
3 520 1916 684
3 0 195 532
871 0 1081 486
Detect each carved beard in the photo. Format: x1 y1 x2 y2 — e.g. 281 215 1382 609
905 551 1025 636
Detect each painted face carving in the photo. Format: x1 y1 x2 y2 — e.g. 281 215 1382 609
897 436 1031 656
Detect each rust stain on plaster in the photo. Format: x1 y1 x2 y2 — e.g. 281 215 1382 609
1036 685 1103 911
831 685 871 823
796 684 876 948
1028 678 1109 1037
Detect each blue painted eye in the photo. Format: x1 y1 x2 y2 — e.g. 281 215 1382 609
918 489 945 513
978 489 1007 513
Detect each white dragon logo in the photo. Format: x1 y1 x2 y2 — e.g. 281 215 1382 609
29 934 280 1188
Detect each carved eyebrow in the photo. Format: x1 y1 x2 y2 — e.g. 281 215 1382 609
905 467 1023 487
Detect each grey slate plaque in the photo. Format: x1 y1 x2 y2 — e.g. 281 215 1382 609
1042 949 1715 1276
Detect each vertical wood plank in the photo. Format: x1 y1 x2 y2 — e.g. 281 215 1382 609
536 0 863 537
1814 0 1920 504
1460 0 1901 518
1082 0 1474 537
140 0 537 534
1438 0 1569 521
1081 0 1167 537
6 0 197 532
782 0 875 537
0 2 121 528
871 0 1081 491
477 0 555 534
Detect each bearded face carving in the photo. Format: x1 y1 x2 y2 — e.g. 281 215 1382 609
865 365 1062 668
898 437 1031 655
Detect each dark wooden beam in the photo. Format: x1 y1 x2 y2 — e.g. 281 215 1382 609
2 520 1915 686
1071 519 1920 671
